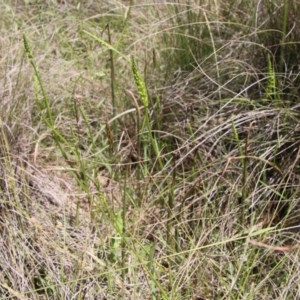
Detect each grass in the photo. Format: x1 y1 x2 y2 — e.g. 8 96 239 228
1 0 300 299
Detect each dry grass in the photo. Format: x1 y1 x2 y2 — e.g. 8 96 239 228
1 0 300 299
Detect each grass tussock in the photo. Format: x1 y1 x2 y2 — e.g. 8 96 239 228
1 0 300 299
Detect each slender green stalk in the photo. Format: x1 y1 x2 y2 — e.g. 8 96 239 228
23 34 54 128
231 119 248 210
107 24 116 128
280 0 288 73
266 54 276 100
84 31 165 175
121 167 128 283
203 11 221 100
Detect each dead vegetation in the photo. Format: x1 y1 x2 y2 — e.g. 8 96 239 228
1 1 300 299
